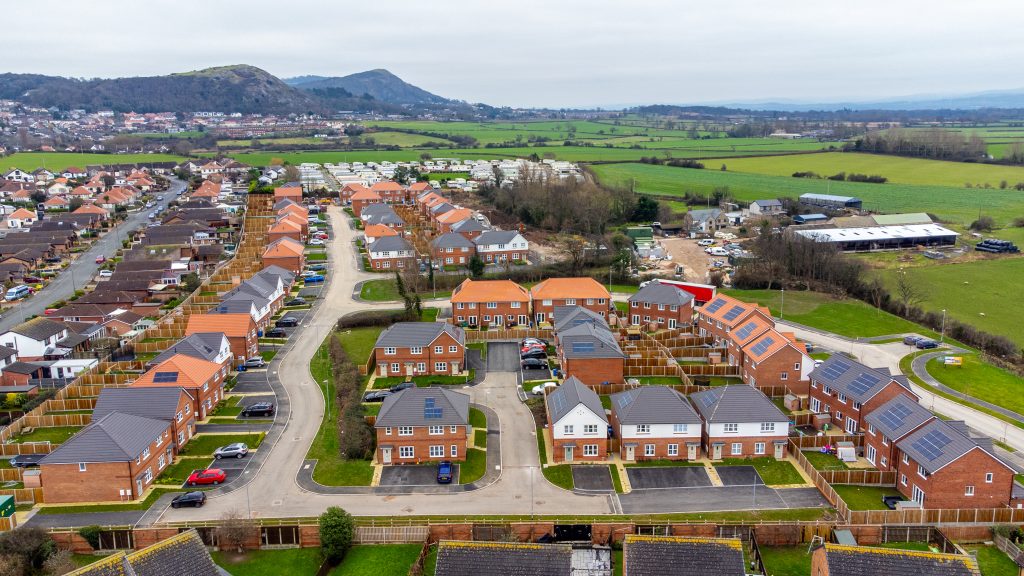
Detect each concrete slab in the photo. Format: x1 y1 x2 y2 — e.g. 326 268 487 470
715 466 764 486
572 466 614 492
379 464 459 487
626 466 711 489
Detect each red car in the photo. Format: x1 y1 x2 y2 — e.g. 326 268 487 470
186 468 226 486
95 255 106 264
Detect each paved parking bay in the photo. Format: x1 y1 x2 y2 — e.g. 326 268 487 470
572 466 614 492
26 511 146 529
182 465 245 489
487 343 520 372
379 464 458 486
522 366 552 382
236 394 276 409
620 484 828 514
626 466 712 489
231 373 272 395
715 466 763 486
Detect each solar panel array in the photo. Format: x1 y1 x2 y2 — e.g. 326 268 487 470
877 402 913 430
153 371 179 383
721 306 746 322
749 337 776 356
572 342 595 353
819 358 852 381
912 429 952 462
615 390 638 409
698 393 717 408
704 298 726 313
848 372 882 396
734 322 758 341
550 392 567 416
423 397 443 419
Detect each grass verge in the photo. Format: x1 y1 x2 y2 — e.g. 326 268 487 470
212 548 323 576
459 449 487 485
37 488 176 515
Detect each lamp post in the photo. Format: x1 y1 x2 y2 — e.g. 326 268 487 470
940 309 947 343
779 287 785 321
324 379 330 421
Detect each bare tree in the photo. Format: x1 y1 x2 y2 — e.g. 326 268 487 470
894 269 926 316
557 234 588 275
217 509 254 554
43 549 76 576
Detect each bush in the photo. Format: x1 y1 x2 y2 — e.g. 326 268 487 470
969 215 996 232
319 507 355 564
78 525 102 549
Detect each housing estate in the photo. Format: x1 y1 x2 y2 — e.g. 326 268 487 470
374 387 470 465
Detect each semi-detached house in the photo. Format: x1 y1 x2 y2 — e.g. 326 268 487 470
185 313 258 367
449 279 530 328
131 354 227 420
91 387 197 456
696 294 773 345
690 385 789 460
531 277 611 324
374 322 466 378
473 230 528 264
367 236 416 271
431 232 476 267
610 386 703 462
627 281 695 330
546 376 608 463
374 387 469 465
862 394 934 472
808 356 915 435
148 332 232 372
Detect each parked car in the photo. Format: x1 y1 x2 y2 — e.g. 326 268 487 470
697 239 715 247
214 443 249 459
95 255 106 264
520 338 548 348
241 402 275 417
306 264 326 271
4 285 30 301
243 357 266 368
915 339 939 349
903 335 923 346
531 382 559 395
521 349 547 360
276 316 299 328
264 328 287 338
176 189 184 196
44 256 62 264
521 358 548 370
389 381 415 394
148 212 157 219
187 469 227 486
170 491 206 509
285 297 306 306
43 308 58 316
436 460 454 484
22 275 42 284
363 390 393 402
157 195 165 201
9 454 45 468
145 201 155 209
99 270 113 278
308 239 324 246
314 233 329 240
303 274 325 283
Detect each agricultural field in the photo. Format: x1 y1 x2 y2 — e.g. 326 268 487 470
897 124 1024 160
715 151 1024 188
590 162 1024 225
217 136 327 147
364 131 455 146
2 152 186 172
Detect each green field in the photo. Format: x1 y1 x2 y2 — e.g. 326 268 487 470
365 131 455 147
925 354 1024 417
875 257 1024 345
720 152 1024 188
2 152 186 172
591 162 1024 225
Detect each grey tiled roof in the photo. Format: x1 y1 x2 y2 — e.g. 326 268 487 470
553 306 607 333
896 418 999 475
150 333 226 366
753 199 783 208
547 376 606 425
0 345 15 360
611 386 702 426
8 317 66 341
368 235 414 254
689 385 787 424
40 412 168 465
3 361 42 375
70 529 222 576
435 541 572 576
257 264 296 286
687 208 723 223
629 282 695 307
821 543 979 576
474 230 520 246
375 322 465 348
375 387 469 428
809 356 903 404
451 218 488 233
432 232 475 250
364 212 405 226
623 536 745 576
864 395 934 441
558 323 623 359
430 202 455 215
209 299 258 316
360 203 397 218
92 387 190 422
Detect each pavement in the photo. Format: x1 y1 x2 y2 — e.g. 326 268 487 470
0 177 186 332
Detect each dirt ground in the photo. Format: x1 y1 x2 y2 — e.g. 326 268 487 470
659 237 715 283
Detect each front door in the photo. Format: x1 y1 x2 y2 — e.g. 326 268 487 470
135 478 143 499
382 447 392 465
668 318 677 329
625 445 635 461
687 444 698 460
631 315 640 325
564 446 574 462
774 442 784 459
712 443 722 460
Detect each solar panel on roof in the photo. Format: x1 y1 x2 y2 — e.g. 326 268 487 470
425 398 435 408
551 393 566 415
848 372 881 396
734 322 758 341
749 337 776 356
704 298 726 313
819 358 852 381
153 371 178 383
877 403 913 430
699 394 716 408
912 429 952 462
721 306 745 322
572 342 595 353
615 390 637 409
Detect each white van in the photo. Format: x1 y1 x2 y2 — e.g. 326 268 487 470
5 285 30 301
709 247 730 256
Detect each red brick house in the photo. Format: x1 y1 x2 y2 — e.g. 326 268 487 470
341 183 369 204
450 218 488 241
739 329 812 394
374 322 467 378
262 237 306 273
609 386 703 462
546 376 608 463
531 277 611 324
131 354 227 420
808 357 916 434
366 236 416 271
627 281 695 330
690 385 790 460
449 279 530 328
374 387 469 465
862 394 935 472
724 315 773 367
370 181 409 204
696 294 773 345
267 217 305 244
431 232 476 267
185 313 258 365
351 189 382 217
473 230 528 265
556 322 625 386
92 387 197 454
273 184 303 203
363 223 399 245
894 418 1014 509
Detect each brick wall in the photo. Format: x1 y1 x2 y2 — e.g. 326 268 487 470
627 300 692 329
262 254 303 274
368 255 416 271
561 357 624 386
451 302 529 328
477 249 527 264
705 435 788 459
432 246 475 267
375 340 465 377
535 299 611 323
376 427 468 464
896 448 1013 509
551 437 607 463
743 345 809 395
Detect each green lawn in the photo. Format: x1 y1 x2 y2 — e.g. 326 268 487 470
212 548 323 576
801 450 850 471
459 448 487 484
831 484 898 510
713 458 804 486
3 152 186 172
469 407 486 430
966 545 1020 576
155 457 210 486
537 426 574 490
210 396 243 417
609 466 624 494
724 288 938 339
14 426 82 444
360 279 402 301
179 433 265 456
423 546 437 576
338 326 384 365
372 372 474 389
260 350 277 362
924 354 1024 417
600 395 612 410
328 544 424 576
759 545 812 576
306 251 327 261
474 429 487 448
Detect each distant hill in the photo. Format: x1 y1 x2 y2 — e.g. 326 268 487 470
702 88 1024 112
286 69 451 105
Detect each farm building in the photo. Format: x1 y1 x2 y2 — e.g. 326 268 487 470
794 224 958 251
793 213 828 224
799 193 862 210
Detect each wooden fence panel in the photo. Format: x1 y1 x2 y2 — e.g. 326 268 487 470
354 526 429 544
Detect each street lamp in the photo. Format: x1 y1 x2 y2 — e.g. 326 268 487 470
324 379 330 421
940 309 947 343
779 287 785 321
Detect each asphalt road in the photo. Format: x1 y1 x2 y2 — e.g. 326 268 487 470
0 177 186 332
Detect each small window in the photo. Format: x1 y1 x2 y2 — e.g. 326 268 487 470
584 424 599 434
672 424 687 434
434 346 443 354
644 444 655 456
449 345 458 353
902 453 909 464
901 474 907 486
428 425 443 435
917 464 927 478
780 372 788 381
78 463 87 472
754 442 765 455
564 425 574 435
986 472 994 483
385 427 392 435
636 424 650 434
760 422 775 433
411 347 422 355
451 445 458 457
731 443 742 455
724 423 738 433
384 347 396 355
398 426 413 436
965 485 975 496
667 444 679 457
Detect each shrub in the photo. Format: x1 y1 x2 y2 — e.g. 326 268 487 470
319 507 355 564
969 215 996 232
77 525 102 549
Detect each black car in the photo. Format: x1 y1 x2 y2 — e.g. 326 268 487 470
44 256 62 264
363 390 393 402
285 298 306 306
916 339 939 349
521 358 547 370
240 402 275 417
9 454 45 468
276 316 299 328
264 328 287 338
390 381 415 394
520 349 547 360
170 491 207 509
903 335 923 346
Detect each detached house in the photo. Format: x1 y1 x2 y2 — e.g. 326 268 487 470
450 279 531 328
683 208 730 233
749 199 784 216
374 322 466 378
739 328 812 394
808 356 915 435
92 387 197 455
367 236 416 271
690 385 789 460
627 281 695 330
131 354 227 421
610 386 703 462
185 313 258 365
546 376 608 463
431 232 476 267
556 322 625 385
473 230 528 264
374 387 469 465
531 277 611 324
0 318 69 361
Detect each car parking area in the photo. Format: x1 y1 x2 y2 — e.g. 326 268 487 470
571 466 614 492
230 372 272 395
487 342 521 372
626 466 712 489
379 464 459 486
181 459 247 489
715 466 764 486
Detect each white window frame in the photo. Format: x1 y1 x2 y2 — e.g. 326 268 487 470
428 425 444 435
731 442 742 455
429 445 444 458
965 485 975 496
724 423 738 433
399 446 414 459
636 424 650 434
644 444 655 457
754 442 765 455
398 426 414 436
564 425 574 435
667 444 679 457
672 424 687 434
760 422 775 433
583 424 598 434
583 444 598 457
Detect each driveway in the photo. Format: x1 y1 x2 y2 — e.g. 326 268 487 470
25 510 146 529
715 466 763 486
572 466 614 492
380 464 457 487
487 342 520 372
620 485 828 514
626 466 712 489
230 372 272 395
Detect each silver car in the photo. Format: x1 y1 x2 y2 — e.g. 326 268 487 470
214 443 249 459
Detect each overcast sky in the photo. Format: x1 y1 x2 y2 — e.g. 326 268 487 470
6 0 1023 108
